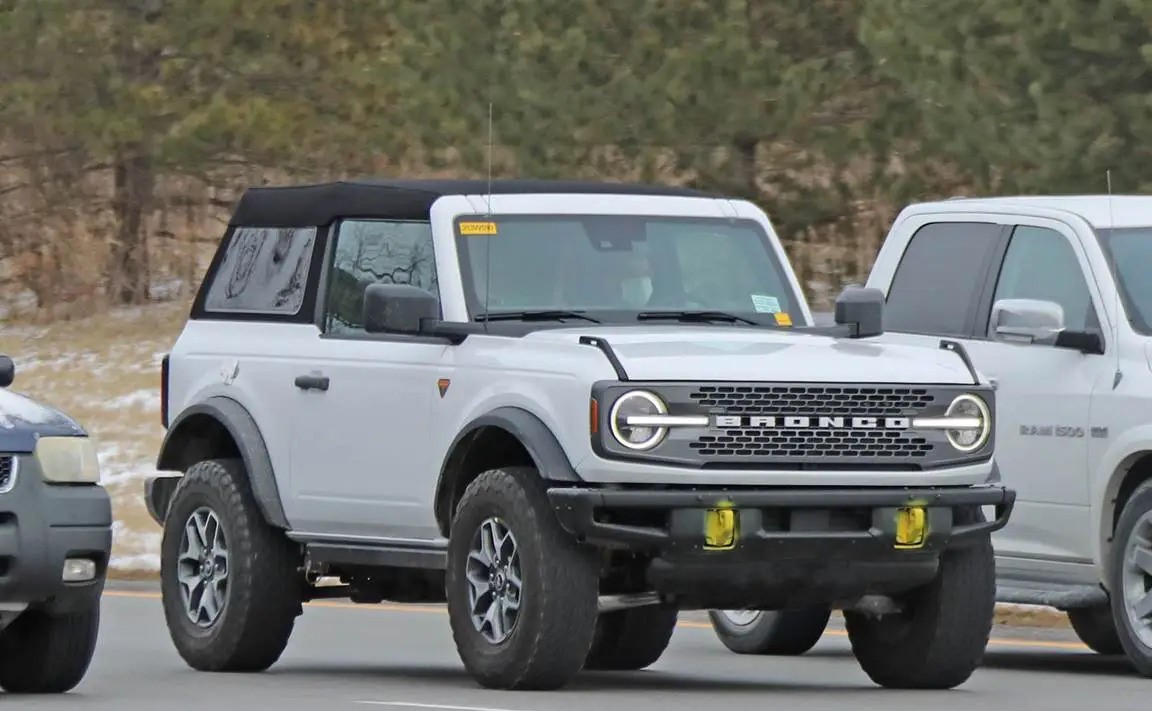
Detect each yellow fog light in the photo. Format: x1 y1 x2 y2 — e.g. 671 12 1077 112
895 506 926 549
704 506 738 550
35 436 100 484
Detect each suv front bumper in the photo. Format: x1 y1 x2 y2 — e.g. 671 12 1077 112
549 484 1014 610
0 456 112 614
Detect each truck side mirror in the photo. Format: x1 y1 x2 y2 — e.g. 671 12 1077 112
0 355 13 388
834 285 885 338
363 283 440 334
990 298 1104 354
989 298 1063 344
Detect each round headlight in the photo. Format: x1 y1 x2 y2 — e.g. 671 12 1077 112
945 394 991 452
609 390 668 450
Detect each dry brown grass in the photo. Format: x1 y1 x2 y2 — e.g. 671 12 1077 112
0 299 191 573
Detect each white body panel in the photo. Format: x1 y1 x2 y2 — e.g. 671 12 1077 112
166 191 996 546
866 195 1152 599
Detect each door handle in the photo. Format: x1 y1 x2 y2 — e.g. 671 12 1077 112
294 374 330 391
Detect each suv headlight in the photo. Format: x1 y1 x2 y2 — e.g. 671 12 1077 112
943 394 991 452
35 436 100 484
609 390 669 450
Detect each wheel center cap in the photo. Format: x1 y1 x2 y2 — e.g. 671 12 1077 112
493 571 506 591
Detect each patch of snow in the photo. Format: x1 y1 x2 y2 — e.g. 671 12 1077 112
97 388 160 412
98 448 158 487
109 520 161 572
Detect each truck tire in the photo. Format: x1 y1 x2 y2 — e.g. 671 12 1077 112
0 601 100 693
844 508 995 689
446 466 600 690
160 458 303 672
585 605 678 670
707 608 830 655
1066 605 1123 655
1107 480 1152 675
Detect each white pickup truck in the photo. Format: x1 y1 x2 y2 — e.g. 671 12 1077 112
712 195 1152 676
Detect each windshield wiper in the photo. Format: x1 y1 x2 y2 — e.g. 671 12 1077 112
637 310 760 326
474 310 602 324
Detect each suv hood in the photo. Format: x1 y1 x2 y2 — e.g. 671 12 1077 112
0 389 86 453
525 326 979 384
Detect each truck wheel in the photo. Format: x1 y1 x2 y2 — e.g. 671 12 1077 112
446 467 600 690
1066 605 1123 655
585 605 678 670
0 602 100 693
844 509 995 689
160 458 303 672
1107 480 1152 675
707 607 830 655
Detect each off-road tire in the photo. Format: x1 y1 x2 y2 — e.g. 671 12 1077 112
446 467 600 690
707 607 830 655
0 601 100 693
160 458 303 672
1107 480 1152 675
1067 605 1124 655
585 605 678 670
844 508 995 689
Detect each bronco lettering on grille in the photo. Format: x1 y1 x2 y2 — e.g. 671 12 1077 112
711 415 913 429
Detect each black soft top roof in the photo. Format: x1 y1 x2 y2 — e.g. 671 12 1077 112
228 178 720 227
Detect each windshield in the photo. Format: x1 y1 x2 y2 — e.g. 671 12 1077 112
453 214 802 325
1098 226 1152 335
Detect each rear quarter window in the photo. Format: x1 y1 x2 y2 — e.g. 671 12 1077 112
201 226 318 315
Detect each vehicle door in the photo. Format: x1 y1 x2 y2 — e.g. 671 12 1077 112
959 220 1110 567
287 218 449 541
876 218 1108 568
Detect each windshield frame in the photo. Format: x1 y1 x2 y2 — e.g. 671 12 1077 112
451 212 806 327
1095 226 1152 336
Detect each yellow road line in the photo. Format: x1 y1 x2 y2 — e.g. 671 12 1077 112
103 589 1088 652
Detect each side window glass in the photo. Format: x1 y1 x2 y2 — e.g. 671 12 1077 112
989 225 1097 337
324 220 439 335
203 226 317 315
884 222 1002 337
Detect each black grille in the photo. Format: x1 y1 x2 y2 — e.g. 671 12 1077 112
0 456 13 492
689 385 937 416
691 428 934 459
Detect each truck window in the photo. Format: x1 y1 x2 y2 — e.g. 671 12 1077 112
989 225 1098 334
884 222 1002 337
323 219 440 336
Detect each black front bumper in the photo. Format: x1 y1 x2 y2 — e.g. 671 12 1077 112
549 484 1014 609
0 456 112 614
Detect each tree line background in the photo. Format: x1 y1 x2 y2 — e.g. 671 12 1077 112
1 0 1149 318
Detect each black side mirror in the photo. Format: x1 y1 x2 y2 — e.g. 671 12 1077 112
834 285 885 338
363 283 439 334
0 355 14 388
1055 329 1105 355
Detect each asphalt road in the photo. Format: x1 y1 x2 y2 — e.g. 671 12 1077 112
11 582 1151 710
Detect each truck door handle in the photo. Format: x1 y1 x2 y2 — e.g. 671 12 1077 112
294 374 330 391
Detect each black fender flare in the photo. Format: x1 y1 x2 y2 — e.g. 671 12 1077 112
434 406 582 534
154 396 290 529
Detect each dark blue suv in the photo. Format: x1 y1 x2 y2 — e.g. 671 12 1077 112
0 354 112 694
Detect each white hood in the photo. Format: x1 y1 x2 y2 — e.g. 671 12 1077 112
525 326 979 384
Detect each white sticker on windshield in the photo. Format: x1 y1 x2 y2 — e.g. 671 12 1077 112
750 294 781 313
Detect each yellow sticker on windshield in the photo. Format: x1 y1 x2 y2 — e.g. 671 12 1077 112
774 312 792 326
459 221 498 235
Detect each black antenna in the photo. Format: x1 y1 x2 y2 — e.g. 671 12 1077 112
480 1 496 334
1106 170 1121 387
481 100 493 334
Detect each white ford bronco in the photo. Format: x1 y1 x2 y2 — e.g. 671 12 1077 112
143 179 1014 691
857 195 1152 676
